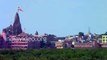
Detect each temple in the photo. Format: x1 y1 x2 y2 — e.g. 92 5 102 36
3 12 22 35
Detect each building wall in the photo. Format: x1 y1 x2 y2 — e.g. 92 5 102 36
28 40 40 49
102 35 107 44
10 36 28 49
0 36 5 48
55 41 64 49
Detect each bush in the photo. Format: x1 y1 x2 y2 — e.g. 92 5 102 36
0 48 106 60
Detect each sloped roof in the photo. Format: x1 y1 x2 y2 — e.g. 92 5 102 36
18 32 29 37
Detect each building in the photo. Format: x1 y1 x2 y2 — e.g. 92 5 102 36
0 32 11 49
102 35 107 44
28 34 48 49
74 43 93 48
28 36 41 49
0 35 5 48
10 35 29 49
55 40 64 49
3 12 22 36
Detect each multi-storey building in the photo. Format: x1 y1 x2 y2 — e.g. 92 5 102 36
10 35 29 49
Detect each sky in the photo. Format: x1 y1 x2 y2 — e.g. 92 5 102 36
0 0 107 36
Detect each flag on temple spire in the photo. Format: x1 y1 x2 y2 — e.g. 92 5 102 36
18 6 23 12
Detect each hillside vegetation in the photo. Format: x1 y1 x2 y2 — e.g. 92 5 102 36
0 48 107 60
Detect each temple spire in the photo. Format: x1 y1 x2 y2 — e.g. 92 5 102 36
2 7 23 35
13 12 22 35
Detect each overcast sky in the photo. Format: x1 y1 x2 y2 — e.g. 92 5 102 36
0 0 107 36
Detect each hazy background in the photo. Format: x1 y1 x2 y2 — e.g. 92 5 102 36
0 0 107 36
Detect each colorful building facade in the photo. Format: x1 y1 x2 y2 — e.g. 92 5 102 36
10 36 28 49
55 40 64 49
102 35 107 44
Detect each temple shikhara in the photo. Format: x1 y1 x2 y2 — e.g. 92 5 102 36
3 12 22 36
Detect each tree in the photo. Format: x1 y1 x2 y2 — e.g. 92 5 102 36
40 40 45 48
35 31 39 35
105 32 107 35
47 34 56 41
78 32 84 37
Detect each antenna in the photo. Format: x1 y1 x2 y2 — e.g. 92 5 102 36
88 27 91 34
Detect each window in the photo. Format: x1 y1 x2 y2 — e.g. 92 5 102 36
103 37 105 38
103 40 105 41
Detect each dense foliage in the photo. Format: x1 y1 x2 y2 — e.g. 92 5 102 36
0 48 107 60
